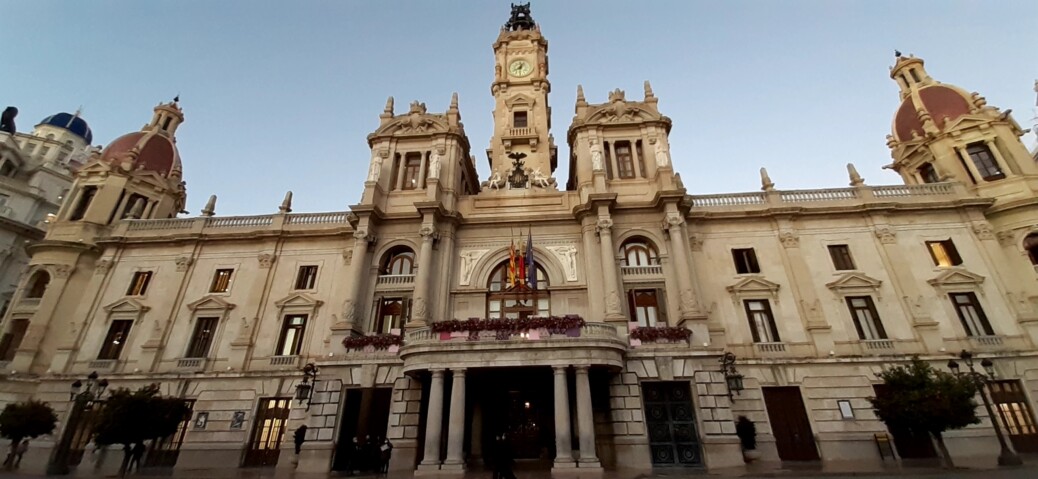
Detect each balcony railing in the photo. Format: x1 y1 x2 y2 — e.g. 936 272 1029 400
754 342 787 354
17 298 41 309
206 215 274 228
285 212 348 225
88 359 116 371
506 127 535 138
862 339 895 351
376 274 415 286
620 265 663 277
269 355 299 367
176 358 205 370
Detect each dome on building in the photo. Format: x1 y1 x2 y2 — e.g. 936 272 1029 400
892 85 973 141
37 112 93 144
98 130 180 177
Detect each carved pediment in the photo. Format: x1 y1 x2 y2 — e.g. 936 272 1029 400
941 115 992 132
275 292 324 309
726 276 781 297
928 268 985 290
504 94 536 108
103 298 150 314
585 103 656 124
373 115 449 137
76 159 115 175
826 272 883 293
187 295 236 312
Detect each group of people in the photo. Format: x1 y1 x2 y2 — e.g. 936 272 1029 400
2 439 30 470
341 435 393 475
490 434 516 479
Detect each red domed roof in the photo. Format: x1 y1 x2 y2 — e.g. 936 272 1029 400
893 85 972 141
99 131 179 176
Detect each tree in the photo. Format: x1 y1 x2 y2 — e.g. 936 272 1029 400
92 384 190 476
0 399 58 468
868 357 980 468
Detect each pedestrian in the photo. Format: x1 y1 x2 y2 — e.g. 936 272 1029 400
363 434 377 473
497 434 515 479
128 442 145 473
294 425 308 455
379 437 393 475
13 439 28 468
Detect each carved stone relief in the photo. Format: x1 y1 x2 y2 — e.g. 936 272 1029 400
459 249 490 286
257 253 276 269
545 245 578 282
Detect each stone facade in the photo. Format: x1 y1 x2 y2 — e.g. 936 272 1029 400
3 6 1038 477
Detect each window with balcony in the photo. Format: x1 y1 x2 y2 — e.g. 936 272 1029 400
487 261 549 319
294 265 319 290
950 292 994 337
185 317 219 358
374 297 408 334
98 319 133 360
402 153 422 190
846 296 887 340
513 111 528 128
828 244 856 270
126 271 153 296
620 238 659 266
627 289 663 327
210 269 234 293
744 299 779 343
275 314 308 356
732 248 760 274
925 240 962 267
25 271 50 299
966 143 1004 181
615 141 635 179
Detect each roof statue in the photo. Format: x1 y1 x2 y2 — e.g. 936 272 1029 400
0 106 17 134
504 3 536 31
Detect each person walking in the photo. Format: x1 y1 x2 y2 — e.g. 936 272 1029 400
378 437 393 475
12 440 28 468
293 425 308 456
128 442 145 473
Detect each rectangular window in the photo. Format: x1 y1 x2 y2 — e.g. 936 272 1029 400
69 185 97 221
126 271 153 296
615 141 635 179
375 298 408 334
98 319 133 360
846 296 887 340
513 111 528 128
402 153 422 190
185 317 219 358
294 266 319 290
210 269 234 293
744 299 780 343
275 314 308 356
732 248 761 274
918 163 940 184
925 240 962 267
627 289 660 327
828 244 856 270
950 292 994 336
966 143 1004 181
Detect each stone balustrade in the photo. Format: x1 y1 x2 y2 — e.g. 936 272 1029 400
114 210 351 239
689 181 974 213
620 265 663 277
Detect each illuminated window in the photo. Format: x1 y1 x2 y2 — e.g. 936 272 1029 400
925 240 962 267
126 271 153 296
210 269 234 293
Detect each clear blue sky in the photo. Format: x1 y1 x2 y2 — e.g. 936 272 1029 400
3 1 1036 216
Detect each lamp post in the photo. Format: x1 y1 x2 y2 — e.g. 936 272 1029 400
47 372 109 475
295 362 319 411
947 350 1023 467
720 352 744 400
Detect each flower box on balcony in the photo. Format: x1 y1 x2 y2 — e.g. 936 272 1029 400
430 316 586 341
629 325 692 345
342 334 403 351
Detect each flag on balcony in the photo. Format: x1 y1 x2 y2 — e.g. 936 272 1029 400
526 228 536 289
508 239 517 287
517 234 527 285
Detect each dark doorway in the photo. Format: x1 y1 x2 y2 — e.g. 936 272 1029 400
144 400 194 468
988 380 1038 453
242 398 291 467
872 385 937 459
642 381 702 467
332 388 393 471
471 367 555 468
762 387 819 461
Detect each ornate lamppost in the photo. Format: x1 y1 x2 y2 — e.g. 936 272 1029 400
720 352 744 400
947 350 1023 467
294 362 319 411
47 372 109 475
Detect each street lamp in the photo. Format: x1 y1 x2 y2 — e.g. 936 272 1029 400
720 352 744 399
295 362 319 410
48 372 109 475
947 350 1023 467
68 371 108 401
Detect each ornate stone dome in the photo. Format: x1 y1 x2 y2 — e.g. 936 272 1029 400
37 112 93 143
99 130 180 177
892 85 973 141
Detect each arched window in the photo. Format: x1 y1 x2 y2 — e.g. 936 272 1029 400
380 247 416 276
620 238 659 266
25 271 50 299
1024 234 1038 266
486 260 549 319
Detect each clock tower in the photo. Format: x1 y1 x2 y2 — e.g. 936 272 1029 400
486 4 558 187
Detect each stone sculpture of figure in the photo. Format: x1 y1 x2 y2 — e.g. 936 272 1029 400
654 140 670 167
485 170 503 190
530 167 552 188
429 151 442 179
0 107 17 135
589 142 604 171
367 153 382 182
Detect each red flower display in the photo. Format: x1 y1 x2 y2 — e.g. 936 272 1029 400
430 315 585 336
342 334 403 351
629 326 692 343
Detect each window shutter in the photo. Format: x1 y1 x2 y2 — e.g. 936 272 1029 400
656 287 668 327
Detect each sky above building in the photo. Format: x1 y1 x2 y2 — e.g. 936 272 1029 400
2 0 1036 216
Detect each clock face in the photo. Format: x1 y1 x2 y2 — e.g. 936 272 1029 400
509 60 533 78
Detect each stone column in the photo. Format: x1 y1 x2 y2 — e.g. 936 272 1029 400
607 141 619 179
443 369 466 469
597 218 625 322
984 139 1015 176
418 151 429 189
408 225 436 327
954 146 985 183
574 366 600 467
395 154 406 191
664 212 703 323
419 369 446 470
340 228 372 332
553 366 575 468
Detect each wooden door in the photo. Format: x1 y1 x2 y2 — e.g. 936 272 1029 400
642 381 703 467
988 380 1038 453
762 387 818 461
872 385 936 459
242 398 291 467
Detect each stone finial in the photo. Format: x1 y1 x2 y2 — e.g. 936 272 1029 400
384 96 394 115
644 80 655 100
760 167 775 191
279 191 293 213
201 194 217 217
576 84 586 104
847 163 864 186
450 92 459 110
128 197 146 219
608 88 626 103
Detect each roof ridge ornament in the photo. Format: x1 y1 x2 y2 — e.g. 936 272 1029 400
504 3 536 31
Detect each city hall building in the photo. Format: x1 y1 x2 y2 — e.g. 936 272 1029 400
2 5 1038 475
